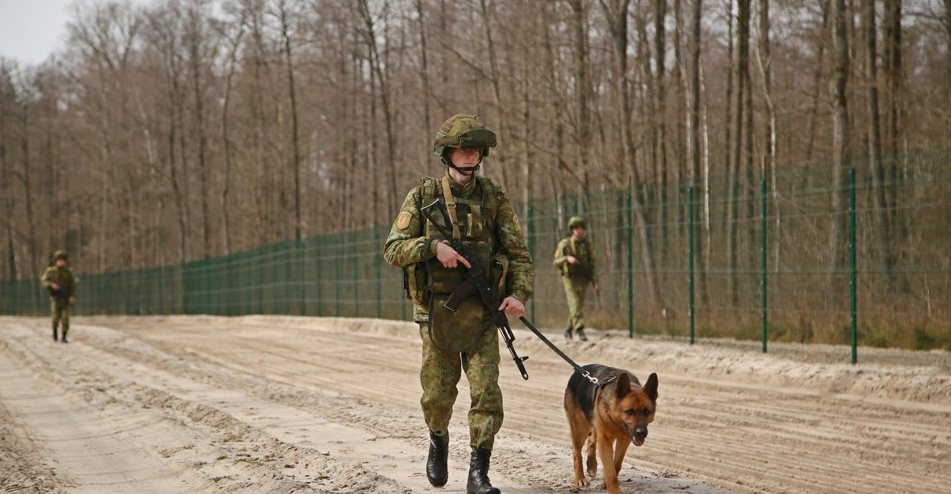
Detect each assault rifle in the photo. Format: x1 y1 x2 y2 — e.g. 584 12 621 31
573 258 600 303
420 199 530 380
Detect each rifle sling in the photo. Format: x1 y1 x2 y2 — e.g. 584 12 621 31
443 277 476 312
441 176 462 240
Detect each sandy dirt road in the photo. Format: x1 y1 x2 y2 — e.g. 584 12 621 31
1 315 949 494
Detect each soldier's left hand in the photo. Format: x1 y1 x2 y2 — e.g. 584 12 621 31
69 297 75 304
498 297 525 318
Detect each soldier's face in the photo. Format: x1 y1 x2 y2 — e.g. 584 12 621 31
56 259 66 268
572 227 585 239
450 148 482 169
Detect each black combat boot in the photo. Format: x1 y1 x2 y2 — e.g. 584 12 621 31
564 326 573 340
61 328 69 344
426 430 449 487
576 326 588 342
466 448 500 494
52 324 58 341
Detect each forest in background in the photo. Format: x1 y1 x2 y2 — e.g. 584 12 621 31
0 0 949 284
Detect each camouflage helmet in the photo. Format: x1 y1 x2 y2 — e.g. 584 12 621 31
433 114 497 162
568 216 586 230
53 250 68 261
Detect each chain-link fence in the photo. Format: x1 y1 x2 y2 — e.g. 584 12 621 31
2 151 948 361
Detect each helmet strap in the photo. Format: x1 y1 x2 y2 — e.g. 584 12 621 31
448 162 481 175
442 150 484 176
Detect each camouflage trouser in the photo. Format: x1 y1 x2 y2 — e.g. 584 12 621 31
562 276 588 330
419 322 503 451
50 298 70 330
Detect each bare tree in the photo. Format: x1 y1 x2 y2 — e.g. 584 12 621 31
414 0 433 136
806 0 831 160
829 0 851 286
274 0 304 239
689 0 709 304
600 0 663 307
726 0 750 306
862 0 894 283
218 11 245 255
186 0 215 258
356 0 400 220
0 63 16 279
568 0 592 193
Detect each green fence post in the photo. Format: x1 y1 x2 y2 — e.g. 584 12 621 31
688 187 695 345
527 203 536 324
316 238 322 317
761 178 768 353
849 168 857 364
626 191 634 338
376 228 382 319
353 232 359 318
335 238 341 317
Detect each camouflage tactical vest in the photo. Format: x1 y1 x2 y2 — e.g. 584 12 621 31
414 176 504 352
561 237 593 280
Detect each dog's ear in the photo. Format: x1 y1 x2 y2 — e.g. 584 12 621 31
643 373 659 402
615 372 631 398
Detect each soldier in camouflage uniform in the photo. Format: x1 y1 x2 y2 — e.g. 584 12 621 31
553 217 598 342
384 114 533 494
41 250 77 343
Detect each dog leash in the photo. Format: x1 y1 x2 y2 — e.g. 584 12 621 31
516 316 613 387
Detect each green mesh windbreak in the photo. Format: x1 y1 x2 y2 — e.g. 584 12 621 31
3 151 948 355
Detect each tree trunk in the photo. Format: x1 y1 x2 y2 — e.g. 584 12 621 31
863 0 893 283
279 2 303 239
699 56 712 305
756 0 780 280
478 0 508 184
569 0 591 194
20 104 38 279
654 0 668 266
723 0 734 182
882 0 903 152
882 0 906 255
674 0 686 229
357 0 399 220
829 0 851 288
415 0 433 137
0 85 17 279
221 23 244 255
600 0 662 308
727 0 749 308
689 0 708 306
806 0 832 160
188 8 211 259
167 74 187 264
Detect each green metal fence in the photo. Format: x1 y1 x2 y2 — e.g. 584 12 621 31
2 151 949 360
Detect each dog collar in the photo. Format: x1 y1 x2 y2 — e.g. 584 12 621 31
597 376 618 388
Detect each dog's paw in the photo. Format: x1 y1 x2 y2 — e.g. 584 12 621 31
586 457 598 478
574 477 588 487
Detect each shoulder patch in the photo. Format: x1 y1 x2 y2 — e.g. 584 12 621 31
512 212 521 233
397 211 413 230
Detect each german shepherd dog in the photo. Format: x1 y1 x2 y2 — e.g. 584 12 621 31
564 364 658 494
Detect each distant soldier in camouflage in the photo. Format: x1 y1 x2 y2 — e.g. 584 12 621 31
41 250 77 343
384 114 534 494
554 217 598 341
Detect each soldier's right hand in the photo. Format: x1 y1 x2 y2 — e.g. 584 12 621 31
436 242 472 269
566 256 579 265
51 283 60 290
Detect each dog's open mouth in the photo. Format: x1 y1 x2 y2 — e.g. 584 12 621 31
632 436 646 447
